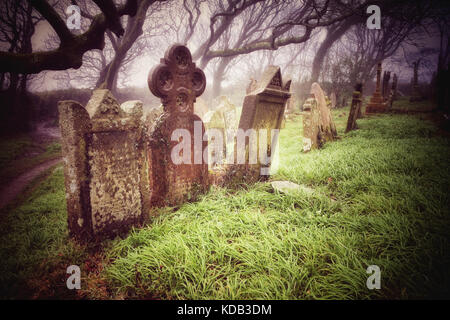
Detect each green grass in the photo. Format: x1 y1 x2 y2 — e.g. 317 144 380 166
0 102 449 299
0 134 62 186
102 107 450 299
0 165 88 299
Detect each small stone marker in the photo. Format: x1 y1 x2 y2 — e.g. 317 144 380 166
147 44 208 206
345 83 363 133
59 89 149 240
271 180 314 195
237 66 290 179
365 62 386 114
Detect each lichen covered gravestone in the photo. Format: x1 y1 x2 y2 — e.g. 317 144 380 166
237 66 290 179
203 96 238 170
301 94 321 152
147 44 208 206
59 89 150 240
310 82 337 142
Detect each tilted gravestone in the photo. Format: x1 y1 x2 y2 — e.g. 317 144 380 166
237 66 290 179
310 82 337 142
365 62 386 114
58 89 150 240
147 44 208 206
345 83 363 133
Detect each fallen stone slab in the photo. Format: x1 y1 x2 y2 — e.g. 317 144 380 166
270 180 314 195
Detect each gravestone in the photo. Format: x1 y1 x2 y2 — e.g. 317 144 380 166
147 44 208 206
246 77 258 94
330 92 337 109
365 62 386 114
387 73 398 111
301 94 321 152
194 97 209 120
203 97 235 167
281 79 293 128
310 82 337 142
345 83 363 133
59 89 149 240
237 66 290 180
382 71 391 102
410 60 422 102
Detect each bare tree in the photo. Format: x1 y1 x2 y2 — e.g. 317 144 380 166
0 0 148 74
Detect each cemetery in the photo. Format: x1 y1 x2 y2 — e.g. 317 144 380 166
0 0 449 301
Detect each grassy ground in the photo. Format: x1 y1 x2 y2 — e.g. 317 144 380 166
0 101 449 299
0 134 61 186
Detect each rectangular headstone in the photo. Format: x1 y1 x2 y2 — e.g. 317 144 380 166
236 66 290 180
58 90 149 240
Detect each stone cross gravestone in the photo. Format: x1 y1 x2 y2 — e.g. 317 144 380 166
59 89 150 240
147 44 208 206
345 83 363 133
365 62 386 114
237 66 290 179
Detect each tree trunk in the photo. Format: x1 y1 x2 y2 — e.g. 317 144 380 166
211 57 232 99
310 18 361 83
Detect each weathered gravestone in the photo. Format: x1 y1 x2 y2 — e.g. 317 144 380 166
345 83 363 133
246 78 258 94
194 97 209 120
147 44 208 206
311 82 338 142
387 73 398 111
330 92 337 109
236 66 290 180
203 96 237 168
410 60 422 102
281 79 292 128
382 71 391 102
301 94 321 152
365 62 386 114
58 89 150 240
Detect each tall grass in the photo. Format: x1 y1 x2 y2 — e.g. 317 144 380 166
102 109 450 299
0 105 448 299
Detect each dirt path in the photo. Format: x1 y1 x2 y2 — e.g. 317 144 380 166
0 157 62 210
